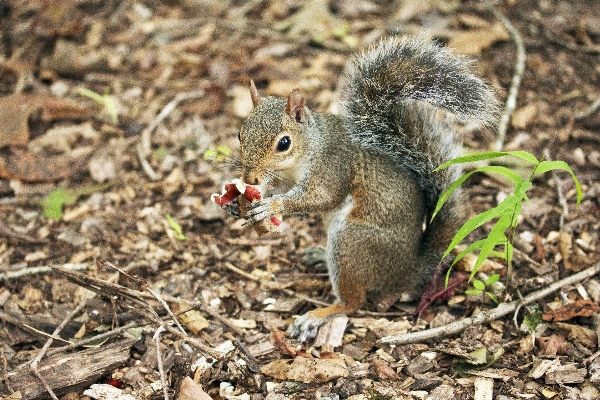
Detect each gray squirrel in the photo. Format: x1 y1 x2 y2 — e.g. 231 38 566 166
236 35 498 340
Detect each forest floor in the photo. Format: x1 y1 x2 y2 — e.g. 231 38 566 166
1 1 600 399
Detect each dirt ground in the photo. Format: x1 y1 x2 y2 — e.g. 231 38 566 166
1 0 600 399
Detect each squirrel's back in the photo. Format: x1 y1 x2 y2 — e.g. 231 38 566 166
341 35 498 217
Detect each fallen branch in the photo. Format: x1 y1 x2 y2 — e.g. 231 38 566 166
0 263 88 283
379 260 600 345
50 264 223 359
30 299 90 400
482 0 526 151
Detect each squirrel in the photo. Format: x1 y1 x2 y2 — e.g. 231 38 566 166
237 35 498 341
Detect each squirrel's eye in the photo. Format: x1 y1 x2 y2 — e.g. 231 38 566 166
276 136 291 152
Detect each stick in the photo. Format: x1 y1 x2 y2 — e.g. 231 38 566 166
0 263 88 283
154 326 169 400
379 260 600 345
482 1 526 151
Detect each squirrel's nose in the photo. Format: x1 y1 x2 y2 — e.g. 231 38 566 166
243 172 261 186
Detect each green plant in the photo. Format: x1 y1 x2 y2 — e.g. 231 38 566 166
433 151 582 288
203 145 232 162
465 273 501 303
166 213 187 241
77 87 118 124
42 188 77 220
42 184 112 221
523 305 543 331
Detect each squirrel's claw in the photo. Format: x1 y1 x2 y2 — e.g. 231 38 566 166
288 313 324 342
244 199 272 224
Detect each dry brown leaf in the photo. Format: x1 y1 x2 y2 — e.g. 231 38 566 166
372 359 400 381
554 322 598 348
536 334 566 356
272 328 298 357
0 95 41 147
0 95 92 149
260 357 349 383
173 300 210 336
542 299 600 322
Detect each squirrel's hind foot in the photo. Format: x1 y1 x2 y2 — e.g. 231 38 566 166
288 313 324 342
289 302 360 342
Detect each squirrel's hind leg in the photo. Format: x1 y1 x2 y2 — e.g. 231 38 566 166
288 263 367 342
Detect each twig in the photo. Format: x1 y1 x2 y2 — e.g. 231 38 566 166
30 299 89 400
0 263 88 283
148 288 186 335
379 260 600 345
137 90 205 181
50 265 223 359
482 1 526 151
45 321 139 358
154 326 169 400
199 305 246 337
574 96 600 121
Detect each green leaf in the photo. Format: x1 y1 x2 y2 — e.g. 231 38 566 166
432 165 524 221
216 145 232 156
535 160 583 205
470 213 512 280
203 149 218 160
42 188 77 221
435 151 539 171
465 289 483 295
166 213 187 241
77 87 104 103
486 292 500 304
440 195 520 263
472 279 486 290
485 274 500 285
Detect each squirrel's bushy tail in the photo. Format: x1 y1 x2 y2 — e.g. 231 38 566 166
341 35 498 217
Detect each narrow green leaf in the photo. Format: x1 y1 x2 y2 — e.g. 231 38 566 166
166 213 187 241
535 160 583 205
440 195 520 262
77 87 104 103
216 145 232 156
465 289 483 295
435 151 538 171
486 292 500 304
432 165 524 221
470 213 512 280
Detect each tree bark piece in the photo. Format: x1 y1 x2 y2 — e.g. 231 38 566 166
3 338 136 399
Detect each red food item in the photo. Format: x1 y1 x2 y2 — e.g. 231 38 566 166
107 378 123 388
270 216 282 226
244 185 262 201
212 183 241 205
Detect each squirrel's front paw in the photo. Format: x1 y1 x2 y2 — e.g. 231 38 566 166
288 313 324 342
244 196 282 224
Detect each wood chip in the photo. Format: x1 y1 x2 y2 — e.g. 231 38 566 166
474 377 494 400
314 315 348 348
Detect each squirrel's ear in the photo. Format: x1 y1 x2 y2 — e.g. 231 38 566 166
285 89 305 124
250 80 261 107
